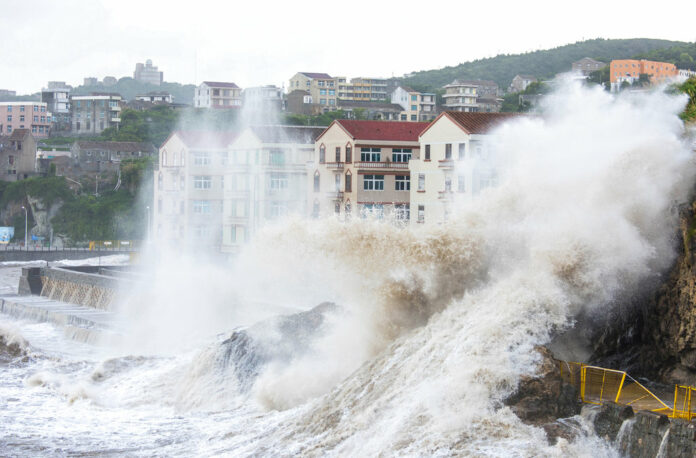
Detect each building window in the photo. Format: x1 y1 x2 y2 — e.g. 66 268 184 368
395 175 410 191
360 147 381 162
270 149 285 165
445 176 452 191
445 144 452 159
458 143 466 160
418 205 425 223
6 106 11 112
193 176 212 189
361 203 384 219
395 204 410 221
19 115 24 122
193 152 211 165
193 200 211 214
363 174 384 191
312 200 319 218
458 175 465 193
320 99 326 105
334 202 340 215
158 172 163 190
418 173 425 191
6 115 11 122
345 171 352 192
334 174 340 191
392 148 412 163
335 146 341 162
319 144 325 163
411 105 417 111
314 171 320 192
320 89 326 95
270 173 289 190
329 99 335 106
33 105 38 112
411 95 417 101
425 145 431 160
400 114 407 121
345 144 352 163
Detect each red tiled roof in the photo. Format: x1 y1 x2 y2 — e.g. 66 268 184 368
300 72 333 79
330 120 430 142
169 130 238 149
202 81 240 89
437 112 523 135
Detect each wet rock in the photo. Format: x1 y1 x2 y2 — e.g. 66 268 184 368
0 334 28 364
591 402 634 442
504 346 582 435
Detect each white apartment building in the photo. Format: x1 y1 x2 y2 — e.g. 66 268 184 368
391 86 437 121
442 79 502 112
409 111 520 225
194 82 242 108
222 125 324 253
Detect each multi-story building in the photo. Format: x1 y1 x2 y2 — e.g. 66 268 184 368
0 129 38 181
71 141 157 173
288 73 337 113
135 92 173 103
391 86 437 121
194 82 242 108
222 125 324 253
508 75 538 93
610 59 678 90
41 84 71 132
409 111 520 225
133 59 163 86
242 86 284 114
70 94 123 135
572 58 607 76
155 131 238 248
0 102 52 138
336 77 388 102
443 79 502 112
335 100 405 121
311 120 429 220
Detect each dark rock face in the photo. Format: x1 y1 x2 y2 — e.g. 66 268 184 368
591 402 634 442
591 202 696 386
217 302 338 392
0 334 28 365
504 347 582 443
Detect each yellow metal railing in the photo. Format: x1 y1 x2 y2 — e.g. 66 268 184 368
558 361 695 420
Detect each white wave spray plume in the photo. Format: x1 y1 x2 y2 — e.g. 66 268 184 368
196 79 695 455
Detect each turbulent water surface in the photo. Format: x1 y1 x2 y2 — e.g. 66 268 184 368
1 82 695 456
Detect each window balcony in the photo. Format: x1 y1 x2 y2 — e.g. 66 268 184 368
438 159 454 168
438 190 454 200
354 161 409 169
111 117 121 123
326 191 344 200
324 162 344 170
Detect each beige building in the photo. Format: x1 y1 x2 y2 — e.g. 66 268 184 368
336 77 388 102
288 72 337 113
443 79 502 112
311 120 429 220
0 129 38 181
391 86 437 121
222 125 324 253
409 111 520 225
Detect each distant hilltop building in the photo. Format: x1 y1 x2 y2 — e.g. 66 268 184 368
133 59 163 86
572 57 607 76
335 77 388 102
391 86 437 121
69 93 123 135
288 72 337 114
610 59 678 91
135 92 173 104
41 83 71 132
0 89 17 98
0 102 52 137
508 75 537 93
443 79 502 113
194 82 242 108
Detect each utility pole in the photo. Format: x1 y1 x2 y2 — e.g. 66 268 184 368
20 205 27 250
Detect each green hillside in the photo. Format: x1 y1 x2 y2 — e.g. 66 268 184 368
71 77 195 104
401 38 690 92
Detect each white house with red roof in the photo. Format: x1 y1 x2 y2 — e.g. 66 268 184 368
409 111 521 225
310 119 429 220
194 81 242 108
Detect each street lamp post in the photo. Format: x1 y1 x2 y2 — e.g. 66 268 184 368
146 206 150 242
20 205 27 250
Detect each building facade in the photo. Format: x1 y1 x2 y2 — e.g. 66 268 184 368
135 92 173 103
610 59 678 90
133 59 164 86
336 77 388 102
409 112 520 225
508 75 538 93
71 141 157 173
70 94 123 135
311 120 429 221
442 80 502 112
0 102 52 138
0 129 38 181
42 84 71 132
572 58 607 76
288 73 337 113
242 86 284 114
194 82 242 108
391 86 437 121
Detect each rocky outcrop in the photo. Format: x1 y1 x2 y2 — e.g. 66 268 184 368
591 201 696 386
27 195 65 248
504 347 582 443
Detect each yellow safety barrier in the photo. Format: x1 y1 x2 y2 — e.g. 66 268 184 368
673 385 695 421
558 361 696 420
89 240 140 251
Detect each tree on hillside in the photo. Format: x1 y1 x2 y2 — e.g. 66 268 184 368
680 77 696 122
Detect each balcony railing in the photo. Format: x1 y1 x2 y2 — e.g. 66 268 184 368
354 161 409 169
326 191 344 200
111 117 121 123
324 162 344 170
438 190 454 200
439 159 454 168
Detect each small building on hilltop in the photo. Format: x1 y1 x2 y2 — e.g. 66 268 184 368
71 141 157 173
0 129 38 181
508 75 538 93
572 58 607 76
194 82 242 108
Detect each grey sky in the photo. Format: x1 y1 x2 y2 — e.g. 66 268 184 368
2 0 695 95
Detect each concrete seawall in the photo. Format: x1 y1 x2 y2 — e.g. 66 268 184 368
0 250 133 263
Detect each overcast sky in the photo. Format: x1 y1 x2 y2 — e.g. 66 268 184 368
2 0 695 95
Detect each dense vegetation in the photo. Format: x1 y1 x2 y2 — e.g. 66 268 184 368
635 43 696 71
680 77 696 122
401 38 688 92
71 77 195 104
